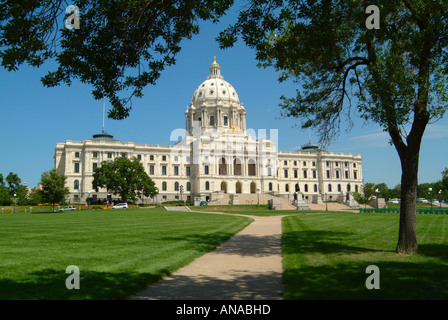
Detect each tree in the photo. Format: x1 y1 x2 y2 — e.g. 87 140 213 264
0 0 233 120
5 172 21 194
442 168 448 195
218 1 448 254
39 169 70 212
354 182 376 209
93 157 157 203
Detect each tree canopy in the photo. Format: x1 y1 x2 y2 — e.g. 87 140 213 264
92 156 157 203
0 0 233 119
39 169 70 212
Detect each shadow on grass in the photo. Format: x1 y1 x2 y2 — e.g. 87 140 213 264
283 230 393 256
0 268 170 300
283 261 448 300
282 230 448 299
133 272 283 300
161 233 281 257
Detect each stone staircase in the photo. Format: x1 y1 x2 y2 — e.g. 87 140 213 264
208 193 356 211
209 193 296 210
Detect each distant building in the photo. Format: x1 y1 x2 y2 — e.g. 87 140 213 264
54 58 363 205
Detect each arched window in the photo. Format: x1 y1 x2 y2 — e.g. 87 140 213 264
162 182 167 191
174 182 179 191
304 184 308 192
186 182 191 191
328 184 332 192
285 184 289 192
347 184 351 192
338 184 341 192
314 184 318 192
355 185 359 192
205 181 210 190
74 180 79 190
269 182 273 191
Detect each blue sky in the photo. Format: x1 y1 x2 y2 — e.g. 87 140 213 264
1 10 447 189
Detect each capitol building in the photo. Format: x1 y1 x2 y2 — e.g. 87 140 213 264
54 58 363 207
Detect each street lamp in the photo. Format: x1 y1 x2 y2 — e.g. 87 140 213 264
13 193 16 213
325 192 328 212
439 190 442 208
256 188 260 205
88 191 91 210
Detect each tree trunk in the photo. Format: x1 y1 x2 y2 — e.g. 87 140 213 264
395 126 427 254
396 153 419 254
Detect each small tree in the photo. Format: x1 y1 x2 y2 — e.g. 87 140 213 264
93 157 157 203
39 169 70 212
354 183 376 209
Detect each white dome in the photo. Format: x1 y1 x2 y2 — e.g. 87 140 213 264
190 57 240 105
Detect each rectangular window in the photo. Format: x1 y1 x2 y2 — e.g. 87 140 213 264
137 154 142 160
223 116 228 126
149 165 154 175
345 171 349 179
294 161 297 166
174 166 179 176
162 166 167 175
267 167 272 176
162 155 167 161
313 170 317 179
284 169 288 178
303 161 307 166
326 170 330 178
107 152 112 159
336 171 340 179
186 166 191 176
121 153 127 158
284 160 288 165
150 155 154 161
74 163 80 173
93 152 98 158
354 171 358 179
210 116 215 126
303 170 307 179
75 152 80 158
93 163 98 171
204 165 209 175
294 170 298 178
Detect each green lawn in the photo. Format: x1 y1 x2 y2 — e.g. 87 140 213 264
2 205 448 300
282 212 448 299
0 208 252 299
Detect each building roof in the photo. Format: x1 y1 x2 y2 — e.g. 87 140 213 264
190 57 241 105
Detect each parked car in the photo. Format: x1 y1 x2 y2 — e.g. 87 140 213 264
199 201 208 206
431 200 440 205
417 198 429 203
388 198 400 204
111 203 128 209
59 206 77 212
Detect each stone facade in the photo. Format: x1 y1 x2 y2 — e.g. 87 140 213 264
54 58 363 205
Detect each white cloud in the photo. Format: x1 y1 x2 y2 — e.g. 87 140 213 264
349 130 390 148
423 124 448 139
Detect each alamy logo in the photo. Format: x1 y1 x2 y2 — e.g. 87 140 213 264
365 5 380 30
65 265 80 289
65 5 80 30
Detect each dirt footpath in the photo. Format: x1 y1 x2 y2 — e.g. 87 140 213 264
131 213 284 300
